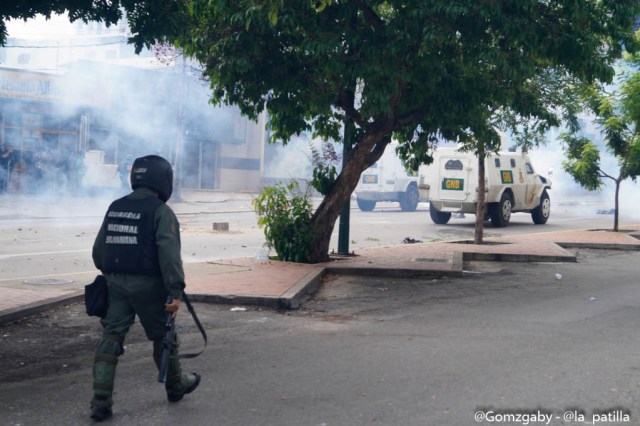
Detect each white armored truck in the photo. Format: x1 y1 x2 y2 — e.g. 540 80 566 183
354 143 427 211
418 149 551 227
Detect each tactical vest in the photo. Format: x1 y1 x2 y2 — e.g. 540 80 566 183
102 196 164 275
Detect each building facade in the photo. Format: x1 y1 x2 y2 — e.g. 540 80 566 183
0 16 267 194
0 63 266 194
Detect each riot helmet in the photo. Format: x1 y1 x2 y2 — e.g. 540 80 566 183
130 155 174 202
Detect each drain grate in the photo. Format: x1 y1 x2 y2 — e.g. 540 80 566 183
24 278 74 285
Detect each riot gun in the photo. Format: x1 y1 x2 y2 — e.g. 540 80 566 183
158 296 175 383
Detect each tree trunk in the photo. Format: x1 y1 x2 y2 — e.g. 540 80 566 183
308 132 387 263
474 151 486 244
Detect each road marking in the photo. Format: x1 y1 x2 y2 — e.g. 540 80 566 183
0 249 90 259
0 270 97 283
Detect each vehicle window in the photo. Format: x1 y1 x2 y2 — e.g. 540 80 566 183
510 159 516 168
444 159 463 170
525 163 534 174
494 158 501 167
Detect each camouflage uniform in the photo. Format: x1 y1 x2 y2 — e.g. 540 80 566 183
90 187 198 415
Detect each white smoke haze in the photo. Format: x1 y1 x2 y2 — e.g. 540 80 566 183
263 137 314 181
527 120 640 225
262 131 342 196
2 15 637 228
0 14 265 223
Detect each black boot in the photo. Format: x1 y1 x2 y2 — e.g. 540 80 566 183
167 372 201 402
153 338 202 402
90 397 113 422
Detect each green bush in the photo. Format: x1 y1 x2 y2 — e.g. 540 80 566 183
310 141 340 195
311 163 337 195
252 181 314 263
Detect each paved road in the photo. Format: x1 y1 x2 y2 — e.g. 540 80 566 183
1 248 638 425
0 190 620 283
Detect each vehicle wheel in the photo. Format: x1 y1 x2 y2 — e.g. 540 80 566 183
429 204 451 224
531 190 550 224
356 198 376 212
490 192 512 228
399 184 419 212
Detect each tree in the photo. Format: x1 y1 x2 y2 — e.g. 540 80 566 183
561 69 640 231
464 70 585 244
170 1 639 261
4 1 638 262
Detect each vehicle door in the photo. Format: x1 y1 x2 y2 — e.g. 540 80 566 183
438 156 471 201
496 156 525 207
524 161 542 208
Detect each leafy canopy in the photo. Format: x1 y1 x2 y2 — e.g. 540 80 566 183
3 1 638 168
170 0 639 164
562 50 640 190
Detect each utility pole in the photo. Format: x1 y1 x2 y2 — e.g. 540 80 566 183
173 55 185 202
337 118 354 255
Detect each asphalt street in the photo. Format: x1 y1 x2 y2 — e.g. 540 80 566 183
2 248 639 426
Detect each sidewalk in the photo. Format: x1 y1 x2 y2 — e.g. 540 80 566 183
2 225 640 325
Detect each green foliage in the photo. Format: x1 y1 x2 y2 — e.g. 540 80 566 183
173 0 639 151
560 134 603 191
12 0 639 260
252 182 314 263
560 51 640 231
309 141 340 195
311 164 337 196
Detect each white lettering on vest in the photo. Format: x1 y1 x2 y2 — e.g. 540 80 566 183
107 211 141 220
107 223 139 234
106 235 138 244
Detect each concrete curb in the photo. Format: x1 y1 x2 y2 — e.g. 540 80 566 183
463 252 578 263
325 265 462 278
0 291 84 325
557 242 640 251
279 267 326 309
1 238 634 324
188 293 282 309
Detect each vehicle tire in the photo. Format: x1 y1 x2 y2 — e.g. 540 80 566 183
429 204 451 224
399 184 419 212
490 192 512 228
531 190 550 224
356 198 376 212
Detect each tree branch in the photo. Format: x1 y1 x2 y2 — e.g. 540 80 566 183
352 0 384 27
338 87 364 127
598 169 616 181
364 134 392 168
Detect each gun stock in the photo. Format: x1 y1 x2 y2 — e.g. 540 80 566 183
158 296 175 383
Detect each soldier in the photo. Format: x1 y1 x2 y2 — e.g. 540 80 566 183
116 154 133 190
90 155 200 422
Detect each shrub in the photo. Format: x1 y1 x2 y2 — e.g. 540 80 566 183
252 181 314 263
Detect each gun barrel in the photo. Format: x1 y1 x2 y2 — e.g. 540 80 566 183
157 296 175 383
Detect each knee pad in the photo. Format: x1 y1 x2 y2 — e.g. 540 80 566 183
96 333 125 357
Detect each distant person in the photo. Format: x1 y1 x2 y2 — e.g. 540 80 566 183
116 154 133 189
0 146 11 193
66 151 87 195
33 147 49 191
89 155 200 422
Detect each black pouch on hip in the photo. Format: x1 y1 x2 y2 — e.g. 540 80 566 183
85 275 108 318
